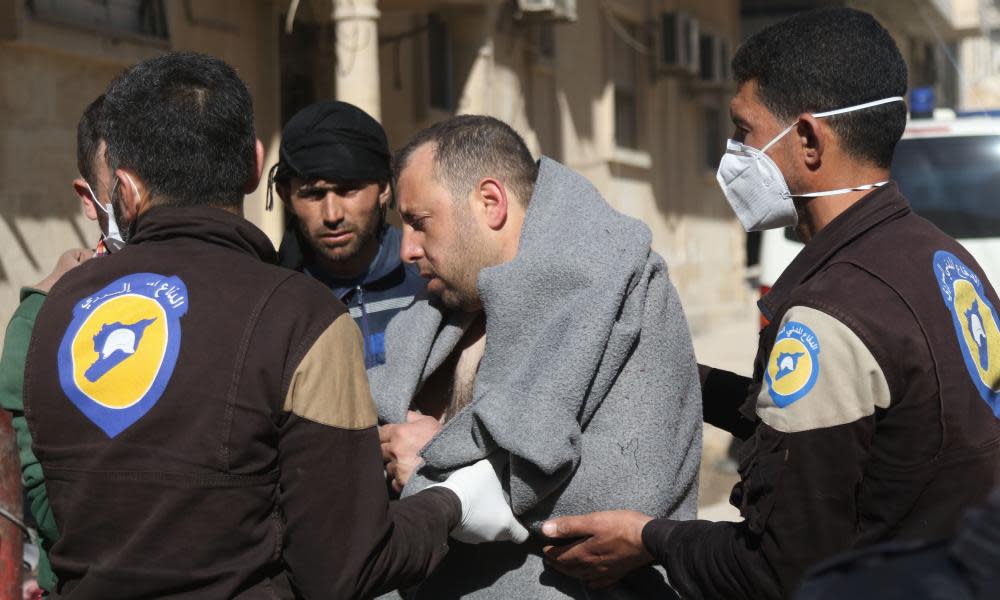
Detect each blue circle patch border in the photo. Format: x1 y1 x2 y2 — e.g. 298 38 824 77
765 320 821 408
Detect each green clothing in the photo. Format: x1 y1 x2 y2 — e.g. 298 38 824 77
0 288 57 591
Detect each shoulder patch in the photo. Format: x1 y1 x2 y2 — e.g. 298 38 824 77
57 273 189 438
758 306 890 433
284 313 378 430
934 250 1000 418
764 320 821 408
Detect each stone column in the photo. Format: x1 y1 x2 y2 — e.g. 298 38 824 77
332 0 381 121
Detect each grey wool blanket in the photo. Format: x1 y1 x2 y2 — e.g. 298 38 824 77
370 157 702 599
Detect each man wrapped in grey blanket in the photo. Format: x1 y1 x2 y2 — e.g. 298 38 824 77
373 116 702 599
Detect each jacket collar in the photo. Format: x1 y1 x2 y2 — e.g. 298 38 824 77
128 205 277 264
759 182 910 321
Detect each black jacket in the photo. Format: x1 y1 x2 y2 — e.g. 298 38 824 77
796 487 1000 599
644 184 1000 599
24 206 458 599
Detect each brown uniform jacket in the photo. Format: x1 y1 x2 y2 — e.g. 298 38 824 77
644 184 1000 598
23 206 458 599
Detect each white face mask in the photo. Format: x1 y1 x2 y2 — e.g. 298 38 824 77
85 181 126 253
716 96 905 232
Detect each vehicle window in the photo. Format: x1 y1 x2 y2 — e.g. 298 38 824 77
891 135 1000 239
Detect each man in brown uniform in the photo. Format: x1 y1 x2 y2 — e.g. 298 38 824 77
22 52 525 600
542 8 1000 599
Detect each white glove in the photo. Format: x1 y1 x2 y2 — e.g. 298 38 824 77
430 459 530 544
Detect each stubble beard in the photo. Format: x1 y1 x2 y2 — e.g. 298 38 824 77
307 214 382 275
435 211 494 313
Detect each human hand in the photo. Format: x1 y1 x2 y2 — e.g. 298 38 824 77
379 410 441 493
33 248 92 293
541 510 655 588
430 458 529 544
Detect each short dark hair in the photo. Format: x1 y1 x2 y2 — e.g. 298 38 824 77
393 115 538 206
732 8 907 168
100 52 256 207
77 95 105 186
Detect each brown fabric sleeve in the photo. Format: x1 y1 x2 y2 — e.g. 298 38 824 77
278 319 461 599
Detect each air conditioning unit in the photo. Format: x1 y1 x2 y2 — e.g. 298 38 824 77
688 32 735 90
515 0 577 23
696 32 726 87
657 12 699 76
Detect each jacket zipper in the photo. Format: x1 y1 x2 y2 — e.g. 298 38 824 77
356 285 375 368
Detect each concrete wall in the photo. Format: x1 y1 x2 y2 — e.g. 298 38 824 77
0 0 746 344
0 1 285 340
953 0 1000 109
378 0 748 333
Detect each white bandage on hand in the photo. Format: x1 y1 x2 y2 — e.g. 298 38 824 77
430 459 530 544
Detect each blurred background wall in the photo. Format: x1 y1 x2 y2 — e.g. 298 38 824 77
1 0 996 342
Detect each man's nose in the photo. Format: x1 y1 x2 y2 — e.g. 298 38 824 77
320 193 344 224
400 228 423 264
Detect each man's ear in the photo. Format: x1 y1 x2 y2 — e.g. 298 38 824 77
73 178 99 222
795 113 824 170
477 178 509 230
245 138 266 194
378 182 392 208
116 169 146 222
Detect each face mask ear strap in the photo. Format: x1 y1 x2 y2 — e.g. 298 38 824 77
793 180 890 199
92 174 126 248
811 96 905 118
83 181 98 202
761 122 797 154
84 182 110 215
122 173 142 203
759 96 905 155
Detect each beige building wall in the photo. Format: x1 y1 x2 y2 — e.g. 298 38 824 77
953 0 1000 109
0 0 746 343
0 1 285 340
378 0 747 333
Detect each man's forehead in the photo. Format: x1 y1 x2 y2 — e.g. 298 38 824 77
396 145 438 209
403 143 437 177
730 82 756 115
731 81 776 125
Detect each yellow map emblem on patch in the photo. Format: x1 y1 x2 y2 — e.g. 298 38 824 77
58 273 188 437
70 294 168 409
935 250 1000 418
765 321 821 408
953 279 1000 390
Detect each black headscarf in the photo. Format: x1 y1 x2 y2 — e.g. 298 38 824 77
267 100 390 210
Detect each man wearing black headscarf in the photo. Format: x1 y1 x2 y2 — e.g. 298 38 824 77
269 101 426 368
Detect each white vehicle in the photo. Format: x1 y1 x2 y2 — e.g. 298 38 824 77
757 114 1000 322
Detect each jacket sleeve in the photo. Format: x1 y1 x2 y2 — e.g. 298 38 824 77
0 289 58 591
645 304 892 599
277 310 461 599
699 364 755 440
